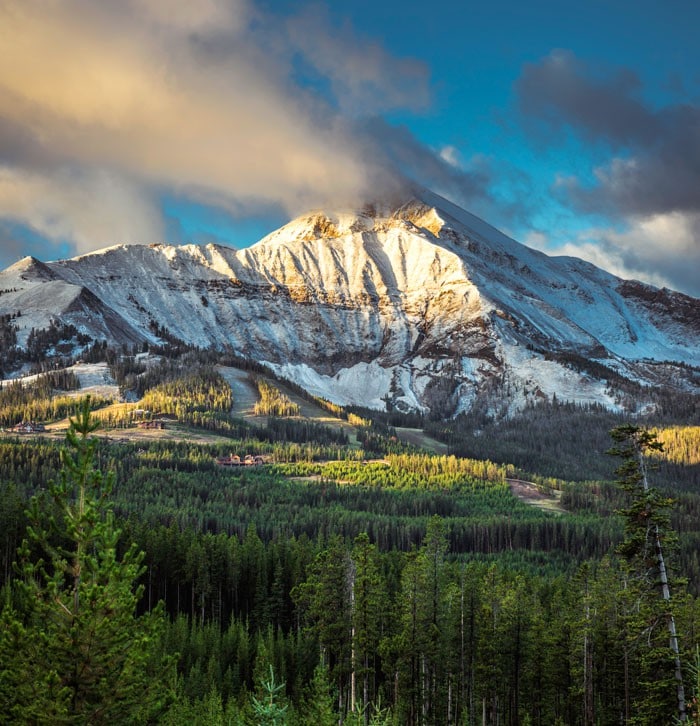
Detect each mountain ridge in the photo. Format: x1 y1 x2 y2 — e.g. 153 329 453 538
1 190 698 416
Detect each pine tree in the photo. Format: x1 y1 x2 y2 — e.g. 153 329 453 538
393 517 449 725
417 516 450 725
302 663 337 726
687 647 700 725
292 535 352 716
250 665 288 726
351 532 385 722
0 398 175 723
609 424 686 723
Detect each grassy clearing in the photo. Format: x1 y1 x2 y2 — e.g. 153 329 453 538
395 427 449 454
217 365 361 445
508 478 566 514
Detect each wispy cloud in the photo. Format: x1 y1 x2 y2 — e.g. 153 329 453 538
286 4 431 116
527 212 700 298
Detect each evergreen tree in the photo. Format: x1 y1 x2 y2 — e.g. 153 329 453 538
687 647 700 725
0 399 175 724
609 424 686 723
292 535 353 715
416 516 450 725
393 517 449 725
351 532 386 722
250 665 288 726
302 664 337 726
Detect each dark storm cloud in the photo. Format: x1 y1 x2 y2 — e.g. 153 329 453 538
516 50 700 219
517 50 659 146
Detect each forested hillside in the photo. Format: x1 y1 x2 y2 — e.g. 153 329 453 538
1 354 699 724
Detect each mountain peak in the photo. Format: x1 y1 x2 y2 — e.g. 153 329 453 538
255 194 450 249
4 255 58 281
1 188 697 416
389 199 446 236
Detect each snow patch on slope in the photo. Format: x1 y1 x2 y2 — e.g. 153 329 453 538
266 360 394 410
499 342 621 414
1 362 120 401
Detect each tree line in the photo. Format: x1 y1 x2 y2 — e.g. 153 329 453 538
1 419 698 724
2 400 700 722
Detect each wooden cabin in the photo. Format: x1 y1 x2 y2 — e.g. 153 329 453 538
10 421 46 434
137 420 165 429
216 453 266 467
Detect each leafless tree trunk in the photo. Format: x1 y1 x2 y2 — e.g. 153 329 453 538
639 450 686 722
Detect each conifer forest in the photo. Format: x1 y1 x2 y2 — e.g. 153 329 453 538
1 351 700 725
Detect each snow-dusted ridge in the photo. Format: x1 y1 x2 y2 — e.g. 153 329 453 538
0 189 698 416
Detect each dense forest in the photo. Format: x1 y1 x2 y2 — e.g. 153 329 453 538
1 355 700 724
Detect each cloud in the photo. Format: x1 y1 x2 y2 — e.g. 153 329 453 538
516 50 700 296
132 0 249 33
0 166 165 254
526 212 700 297
361 119 495 210
516 50 700 219
0 1 373 212
362 121 539 234
286 4 431 116
517 50 658 146
0 0 445 258
0 224 25 267
439 146 461 167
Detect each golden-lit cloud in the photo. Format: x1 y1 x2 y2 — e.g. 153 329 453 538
0 0 431 256
0 166 165 254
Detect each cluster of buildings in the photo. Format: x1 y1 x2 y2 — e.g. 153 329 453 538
136 419 166 429
215 453 266 467
7 421 46 434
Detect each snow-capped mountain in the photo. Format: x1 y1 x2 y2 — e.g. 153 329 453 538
1 190 698 416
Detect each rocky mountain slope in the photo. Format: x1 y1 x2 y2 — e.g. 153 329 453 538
1 190 698 416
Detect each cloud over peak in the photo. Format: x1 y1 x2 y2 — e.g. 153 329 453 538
0 3 696 298
0 0 437 257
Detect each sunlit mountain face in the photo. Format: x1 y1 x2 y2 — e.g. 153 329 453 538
1 190 698 418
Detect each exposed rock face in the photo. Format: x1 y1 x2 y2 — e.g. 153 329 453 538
1 191 698 416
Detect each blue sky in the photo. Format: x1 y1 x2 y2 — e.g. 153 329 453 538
1 0 699 295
